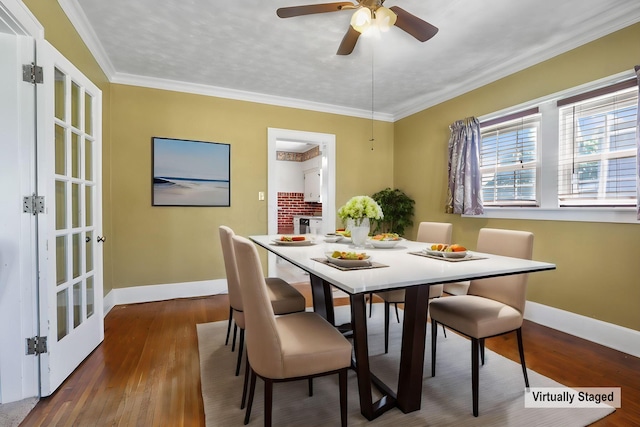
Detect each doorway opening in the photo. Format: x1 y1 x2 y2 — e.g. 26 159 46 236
267 128 336 279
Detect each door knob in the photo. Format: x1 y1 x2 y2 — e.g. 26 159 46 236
97 236 106 243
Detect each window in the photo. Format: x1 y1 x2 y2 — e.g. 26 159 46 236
473 71 638 224
558 86 637 206
480 108 540 206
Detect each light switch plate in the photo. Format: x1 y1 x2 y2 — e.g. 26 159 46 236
258 191 265 201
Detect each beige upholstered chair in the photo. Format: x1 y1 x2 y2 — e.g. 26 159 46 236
373 221 452 353
232 235 352 427
443 280 470 296
218 226 305 377
429 228 534 417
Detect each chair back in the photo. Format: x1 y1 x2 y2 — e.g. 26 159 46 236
416 221 453 244
232 235 284 378
468 228 534 313
218 226 244 316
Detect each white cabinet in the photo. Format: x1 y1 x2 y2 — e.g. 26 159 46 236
304 168 321 202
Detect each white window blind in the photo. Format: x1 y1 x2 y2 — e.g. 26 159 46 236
480 108 540 206
558 85 638 207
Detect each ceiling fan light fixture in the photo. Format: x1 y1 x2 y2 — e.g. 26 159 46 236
374 7 396 32
350 7 372 33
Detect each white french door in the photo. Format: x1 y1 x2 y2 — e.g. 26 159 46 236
36 40 104 395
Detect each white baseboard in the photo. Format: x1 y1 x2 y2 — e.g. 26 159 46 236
524 301 640 358
102 281 638 358
103 279 228 316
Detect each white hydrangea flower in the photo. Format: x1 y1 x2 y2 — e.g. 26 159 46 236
337 195 383 226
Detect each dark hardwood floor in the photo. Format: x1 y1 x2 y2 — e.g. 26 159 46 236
20 284 639 426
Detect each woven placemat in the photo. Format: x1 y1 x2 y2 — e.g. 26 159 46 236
408 251 487 262
311 257 389 271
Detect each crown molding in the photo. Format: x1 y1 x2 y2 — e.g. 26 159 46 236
58 0 115 78
111 72 395 122
56 0 393 121
393 7 640 120
58 0 639 123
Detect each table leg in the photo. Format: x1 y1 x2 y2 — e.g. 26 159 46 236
309 274 335 325
396 284 430 413
310 275 397 420
350 293 397 420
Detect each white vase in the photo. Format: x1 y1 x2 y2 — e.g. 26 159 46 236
348 217 370 248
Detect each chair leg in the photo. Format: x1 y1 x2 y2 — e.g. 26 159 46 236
442 324 447 338
308 378 313 396
244 367 257 425
471 337 479 417
339 369 348 427
368 292 373 318
431 319 437 377
231 323 238 352
241 355 250 409
384 301 390 354
516 328 530 389
225 307 233 345
479 338 486 365
264 378 273 427
394 302 400 323
235 328 244 376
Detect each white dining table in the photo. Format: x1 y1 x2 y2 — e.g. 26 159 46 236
249 234 556 421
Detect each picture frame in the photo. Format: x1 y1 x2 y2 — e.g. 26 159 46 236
152 137 230 207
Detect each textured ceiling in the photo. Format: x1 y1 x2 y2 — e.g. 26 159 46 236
69 0 640 120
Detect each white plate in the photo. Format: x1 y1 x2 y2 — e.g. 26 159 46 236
324 234 343 243
325 253 371 267
272 238 314 246
424 249 467 258
367 238 403 248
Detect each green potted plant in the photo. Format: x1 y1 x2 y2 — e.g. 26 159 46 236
371 188 415 236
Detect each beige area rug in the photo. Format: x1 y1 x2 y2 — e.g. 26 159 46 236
197 306 614 426
0 397 38 427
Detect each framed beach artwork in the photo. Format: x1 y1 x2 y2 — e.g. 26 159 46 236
152 137 230 207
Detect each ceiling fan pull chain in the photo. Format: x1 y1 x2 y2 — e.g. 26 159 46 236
370 41 375 150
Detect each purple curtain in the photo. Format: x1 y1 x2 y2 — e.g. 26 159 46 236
446 117 483 215
636 66 640 220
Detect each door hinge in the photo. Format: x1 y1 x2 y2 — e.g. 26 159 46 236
23 194 45 215
26 336 48 355
22 63 43 84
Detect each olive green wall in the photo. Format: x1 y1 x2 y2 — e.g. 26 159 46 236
109 84 393 288
24 0 114 294
394 23 640 331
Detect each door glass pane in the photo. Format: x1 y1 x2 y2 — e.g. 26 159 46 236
73 282 82 328
72 183 80 228
56 181 66 230
72 233 81 279
56 236 67 285
86 276 94 318
55 125 66 175
85 93 93 136
85 139 92 180
54 68 65 121
71 81 80 128
85 186 93 227
86 231 93 273
71 133 80 178
57 288 69 341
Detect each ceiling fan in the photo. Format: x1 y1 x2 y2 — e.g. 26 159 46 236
276 0 438 55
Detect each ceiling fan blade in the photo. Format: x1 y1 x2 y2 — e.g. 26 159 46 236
388 6 438 42
277 2 354 18
337 26 361 55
